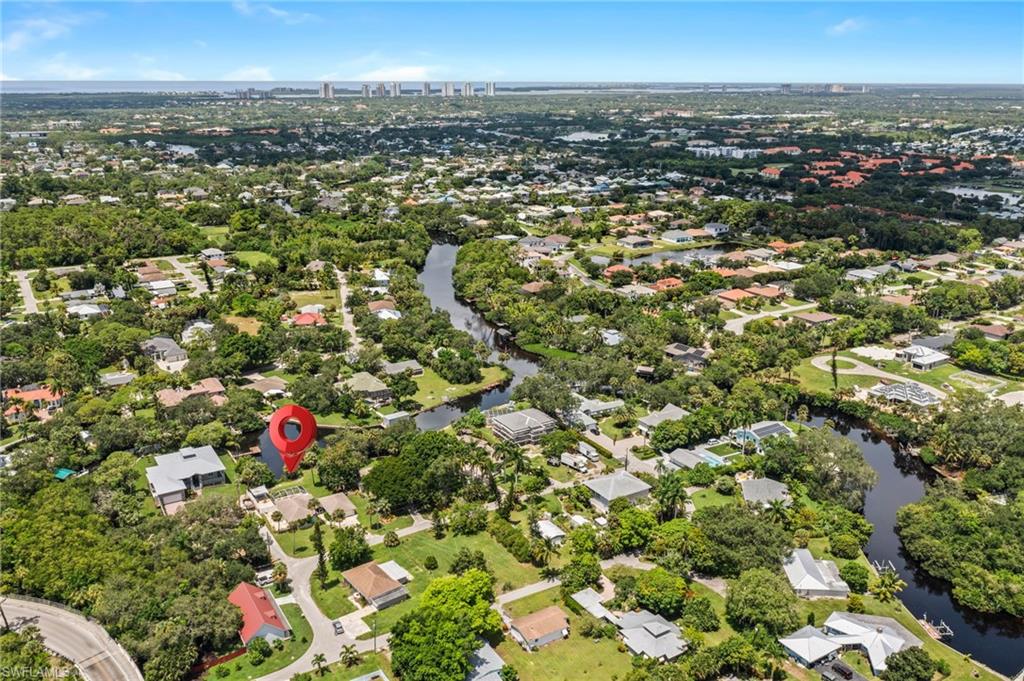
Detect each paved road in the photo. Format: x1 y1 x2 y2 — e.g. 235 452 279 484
724 302 818 334
254 530 384 681
809 355 948 399
12 270 39 314
335 268 362 353
496 578 561 605
2 596 143 681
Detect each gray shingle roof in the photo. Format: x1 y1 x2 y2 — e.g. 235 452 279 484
584 471 651 501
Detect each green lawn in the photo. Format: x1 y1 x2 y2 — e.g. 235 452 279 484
411 366 508 411
235 250 279 267
310 565 359 619
496 587 633 681
706 442 738 457
845 353 1023 396
206 604 311 681
690 488 737 511
313 654 394 681
598 415 639 442
348 491 415 532
359 531 544 636
519 343 581 360
792 358 876 393
290 289 340 309
203 225 230 246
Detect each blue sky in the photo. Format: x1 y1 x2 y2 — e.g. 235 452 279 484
1 2 1021 83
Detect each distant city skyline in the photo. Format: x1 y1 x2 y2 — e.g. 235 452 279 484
1 2 1021 84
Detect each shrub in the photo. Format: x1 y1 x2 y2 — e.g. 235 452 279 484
489 517 532 563
383 530 400 547
681 596 721 632
215 666 230 678
846 593 866 613
793 529 811 548
839 561 870 594
246 637 272 665
714 476 737 495
449 501 489 535
424 555 438 570
449 547 489 575
829 533 860 559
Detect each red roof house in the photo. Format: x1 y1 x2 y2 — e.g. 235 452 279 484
288 312 327 327
228 582 291 645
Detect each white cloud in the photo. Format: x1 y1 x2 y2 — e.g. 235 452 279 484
826 18 866 36
37 53 104 80
3 15 81 52
141 69 187 81
223 65 274 81
232 1 316 25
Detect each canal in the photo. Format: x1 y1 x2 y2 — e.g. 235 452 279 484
413 241 1024 675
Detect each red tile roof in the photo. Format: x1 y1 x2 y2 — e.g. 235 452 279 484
228 582 288 645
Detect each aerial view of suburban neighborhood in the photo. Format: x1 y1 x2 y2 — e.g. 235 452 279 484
0 3 1022 681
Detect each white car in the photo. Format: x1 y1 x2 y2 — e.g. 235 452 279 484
333 620 344 635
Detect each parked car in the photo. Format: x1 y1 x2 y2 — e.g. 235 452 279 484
333 620 344 635
832 661 854 680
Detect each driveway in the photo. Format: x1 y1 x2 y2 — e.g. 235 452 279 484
724 302 818 334
809 355 947 399
12 270 38 314
2 596 142 681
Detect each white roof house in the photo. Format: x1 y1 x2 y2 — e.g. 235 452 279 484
617 610 687 661
783 549 850 598
145 445 227 510
378 560 413 584
739 477 792 506
779 625 842 667
534 519 566 545
570 588 617 624
637 403 689 436
824 613 923 673
584 471 651 513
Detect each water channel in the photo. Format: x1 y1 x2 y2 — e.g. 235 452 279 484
413 241 1024 676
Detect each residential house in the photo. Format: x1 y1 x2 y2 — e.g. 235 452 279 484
318 492 357 519
971 324 1011 341
617 235 654 249
66 302 109 319
717 288 754 308
140 337 188 371
869 382 940 407
584 471 652 514
342 561 409 609
739 477 791 507
243 376 288 397
509 606 569 651
660 229 692 244
783 549 850 598
381 359 424 376
199 247 225 261
341 372 392 404
730 421 794 451
156 377 227 409
703 222 730 237
897 345 949 370
490 408 557 444
638 403 689 437
569 588 616 624
2 385 63 423
228 582 291 645
466 642 505 681
663 343 712 371
181 319 215 344
601 329 623 346
534 519 566 546
272 493 317 527
821 613 923 674
792 311 838 326
145 445 227 512
617 610 688 662
286 312 328 327
779 625 842 668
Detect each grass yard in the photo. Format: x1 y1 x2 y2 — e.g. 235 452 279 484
411 366 508 411
313 654 394 681
496 587 634 681
518 343 581 360
235 250 279 267
224 315 263 335
206 604 311 681
310 565 359 619
348 491 414 532
706 442 738 457
359 531 544 636
690 488 737 511
687 581 737 646
290 289 340 309
791 358 876 394
203 225 230 246
852 355 1023 396
598 415 638 442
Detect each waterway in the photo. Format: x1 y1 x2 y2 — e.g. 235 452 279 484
413 241 1024 676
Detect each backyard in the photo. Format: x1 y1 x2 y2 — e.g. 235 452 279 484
206 604 311 681
411 365 509 411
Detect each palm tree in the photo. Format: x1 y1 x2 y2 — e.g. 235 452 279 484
311 653 327 676
764 499 789 526
340 644 360 668
654 472 688 520
870 571 907 603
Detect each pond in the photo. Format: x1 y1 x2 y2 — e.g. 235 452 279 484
414 240 1024 675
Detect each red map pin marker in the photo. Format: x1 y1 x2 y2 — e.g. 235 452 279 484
269 405 317 473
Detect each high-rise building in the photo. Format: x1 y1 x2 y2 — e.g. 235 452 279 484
390 82 401 97
780 83 792 95
442 82 455 97
462 81 474 97
361 84 370 98
375 82 386 97
319 82 334 99
422 82 431 96
829 83 844 93
484 81 496 96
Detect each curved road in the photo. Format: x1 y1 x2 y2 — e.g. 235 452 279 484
2 596 142 681
809 355 948 399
